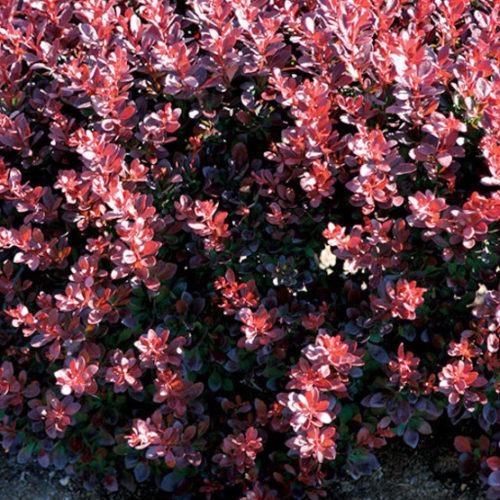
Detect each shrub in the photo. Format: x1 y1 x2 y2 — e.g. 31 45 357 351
0 0 498 498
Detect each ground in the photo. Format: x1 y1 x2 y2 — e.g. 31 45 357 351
0 437 487 499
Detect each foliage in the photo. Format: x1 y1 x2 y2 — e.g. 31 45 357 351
0 0 499 498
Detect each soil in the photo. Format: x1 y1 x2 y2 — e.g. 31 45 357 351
0 436 488 500
334 437 487 500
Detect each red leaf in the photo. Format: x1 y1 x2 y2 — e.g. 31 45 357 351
454 436 472 454
487 457 500 471
120 105 136 121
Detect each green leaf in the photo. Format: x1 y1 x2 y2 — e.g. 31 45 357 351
118 329 132 344
222 377 233 391
74 412 89 424
208 371 222 392
338 404 357 425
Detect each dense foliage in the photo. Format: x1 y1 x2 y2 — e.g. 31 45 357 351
0 0 499 498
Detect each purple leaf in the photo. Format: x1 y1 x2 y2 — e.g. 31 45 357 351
488 471 500 488
483 404 497 426
103 475 118 492
368 343 389 363
403 428 419 449
134 462 150 483
17 445 32 464
37 449 50 468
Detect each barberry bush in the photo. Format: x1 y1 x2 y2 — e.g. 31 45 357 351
0 0 499 498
